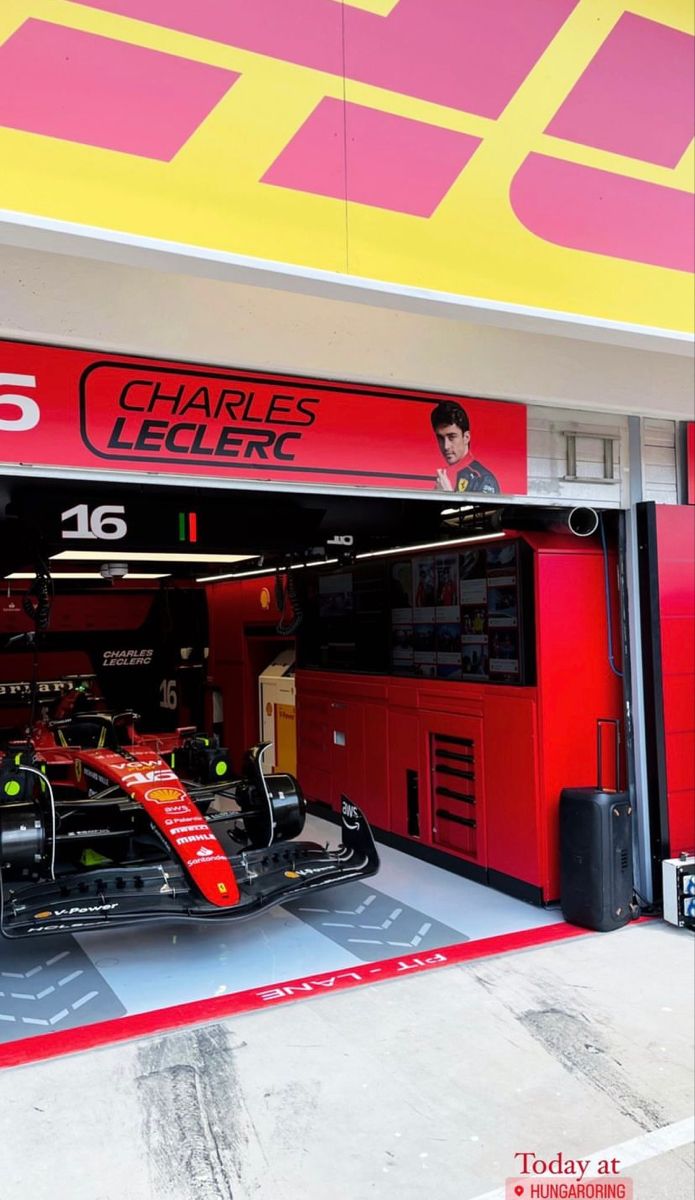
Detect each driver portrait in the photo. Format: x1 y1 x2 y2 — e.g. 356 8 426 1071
430 401 500 494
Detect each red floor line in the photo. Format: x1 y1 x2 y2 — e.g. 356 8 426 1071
0 921 591 1069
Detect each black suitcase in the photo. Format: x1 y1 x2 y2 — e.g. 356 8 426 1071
560 720 633 932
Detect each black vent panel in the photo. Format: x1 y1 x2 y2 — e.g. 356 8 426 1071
431 732 478 859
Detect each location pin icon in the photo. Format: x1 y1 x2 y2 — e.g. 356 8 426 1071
515 1188 524 1197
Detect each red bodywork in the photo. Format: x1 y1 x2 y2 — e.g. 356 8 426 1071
29 719 240 907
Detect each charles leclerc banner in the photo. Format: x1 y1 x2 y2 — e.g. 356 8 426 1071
0 340 527 495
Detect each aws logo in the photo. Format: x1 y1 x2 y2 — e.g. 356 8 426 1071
341 799 361 831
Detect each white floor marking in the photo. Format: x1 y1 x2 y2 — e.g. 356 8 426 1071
2 951 72 982
72 991 98 1011
295 896 378 917
10 987 55 1001
467 1117 695 1200
46 952 70 967
58 970 83 987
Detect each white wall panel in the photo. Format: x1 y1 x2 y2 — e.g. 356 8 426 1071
641 419 679 504
0 245 692 425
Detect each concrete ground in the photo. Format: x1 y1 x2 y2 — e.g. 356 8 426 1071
0 920 692 1200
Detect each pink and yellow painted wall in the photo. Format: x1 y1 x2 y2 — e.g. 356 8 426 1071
0 0 693 333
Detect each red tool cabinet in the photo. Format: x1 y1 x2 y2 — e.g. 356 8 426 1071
296 534 623 903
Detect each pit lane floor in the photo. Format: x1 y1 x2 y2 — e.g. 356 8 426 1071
0 920 691 1200
0 817 563 1056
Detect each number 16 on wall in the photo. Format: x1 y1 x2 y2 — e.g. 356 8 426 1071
61 504 128 540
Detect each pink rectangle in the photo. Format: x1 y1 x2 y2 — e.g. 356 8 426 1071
263 97 481 216
547 13 695 167
0 19 238 160
73 0 579 118
511 153 695 273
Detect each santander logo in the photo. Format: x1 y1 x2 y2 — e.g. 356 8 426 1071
196 846 213 857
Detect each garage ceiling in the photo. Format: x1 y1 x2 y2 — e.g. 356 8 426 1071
1 476 510 581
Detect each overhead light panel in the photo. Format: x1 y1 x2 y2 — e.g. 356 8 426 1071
5 572 170 580
51 551 256 565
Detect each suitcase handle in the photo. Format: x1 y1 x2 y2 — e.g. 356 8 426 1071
597 718 621 792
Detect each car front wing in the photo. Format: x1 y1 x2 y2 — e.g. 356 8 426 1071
0 801 379 938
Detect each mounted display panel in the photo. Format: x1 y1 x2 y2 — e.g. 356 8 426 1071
299 541 535 686
0 339 527 496
390 540 534 685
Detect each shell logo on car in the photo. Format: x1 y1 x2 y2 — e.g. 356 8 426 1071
0 1 691 333
145 786 185 805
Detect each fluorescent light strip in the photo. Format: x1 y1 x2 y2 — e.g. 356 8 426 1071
356 531 505 560
289 558 338 571
196 567 273 583
50 551 256 564
5 572 170 580
198 537 502 581
197 558 339 584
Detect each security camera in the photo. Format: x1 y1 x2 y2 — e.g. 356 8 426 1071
100 562 129 580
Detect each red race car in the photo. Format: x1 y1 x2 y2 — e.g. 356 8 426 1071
0 678 378 939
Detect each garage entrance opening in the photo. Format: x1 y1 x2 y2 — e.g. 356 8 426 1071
0 476 621 1056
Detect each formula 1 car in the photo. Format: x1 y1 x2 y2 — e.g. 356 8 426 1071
0 679 378 939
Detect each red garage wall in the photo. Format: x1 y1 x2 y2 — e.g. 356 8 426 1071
0 586 157 701
205 576 289 769
655 505 695 855
0 582 208 729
